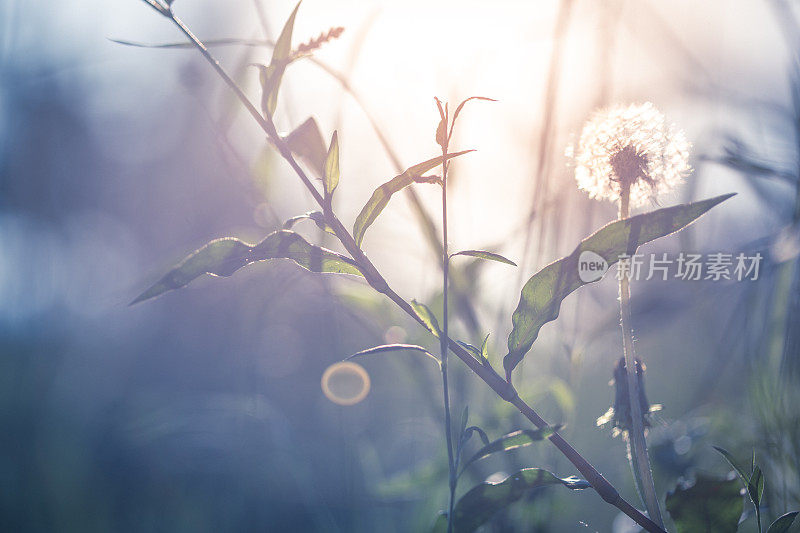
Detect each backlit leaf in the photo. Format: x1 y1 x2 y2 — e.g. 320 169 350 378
748 466 764 506
324 130 340 198
451 250 517 266
346 344 440 367
459 427 560 476
132 230 362 304
712 446 749 487
352 151 472 246
456 341 482 360
283 211 336 235
432 469 589 533
259 1 301 117
504 193 735 379
410 300 441 338
767 512 798 533
285 117 327 178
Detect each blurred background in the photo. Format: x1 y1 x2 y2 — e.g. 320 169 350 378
2 0 799 531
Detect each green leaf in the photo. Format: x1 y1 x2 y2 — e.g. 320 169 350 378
132 230 362 304
767 512 798 533
480 333 490 363
462 426 490 447
433 469 589 532
259 1 301 117
451 250 517 266
285 117 327 178
283 211 336 235
748 466 764 533
346 344 440 367
459 427 559 476
456 336 490 365
748 466 764 507
714 446 765 521
665 474 743 533
504 193 736 379
410 299 442 338
352 150 473 247
712 446 749 488
455 406 470 459
456 341 482 359
324 130 340 198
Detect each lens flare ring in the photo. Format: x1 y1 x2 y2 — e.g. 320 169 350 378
321 361 371 406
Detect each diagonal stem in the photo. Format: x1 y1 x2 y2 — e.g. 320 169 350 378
618 185 664 528
153 6 666 531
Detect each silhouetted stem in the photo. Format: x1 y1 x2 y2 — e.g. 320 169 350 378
156 6 665 531
438 117 456 533
618 185 664 528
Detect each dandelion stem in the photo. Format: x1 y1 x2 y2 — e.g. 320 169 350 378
618 184 664 528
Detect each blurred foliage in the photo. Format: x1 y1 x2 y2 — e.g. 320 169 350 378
4 0 800 531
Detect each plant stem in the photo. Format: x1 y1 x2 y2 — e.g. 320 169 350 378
156 8 665 531
618 185 664 528
439 117 457 533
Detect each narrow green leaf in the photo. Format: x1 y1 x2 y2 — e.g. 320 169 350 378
748 466 764 506
714 446 765 530
504 193 736 379
283 211 336 235
767 512 798 533
459 427 560 476
459 406 469 438
259 1 301 117
451 250 517 266
410 300 441 338
132 230 362 304
712 446 749 488
324 130 340 198
435 469 589 532
456 341 482 359
462 426 490 447
285 117 327 178
352 150 473 246
480 333 490 362
665 474 743 533
346 344 440 367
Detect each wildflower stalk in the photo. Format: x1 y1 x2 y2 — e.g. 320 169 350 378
618 183 664 528
148 4 665 531
436 103 456 533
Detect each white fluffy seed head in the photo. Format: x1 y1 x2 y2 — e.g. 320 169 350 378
568 102 691 208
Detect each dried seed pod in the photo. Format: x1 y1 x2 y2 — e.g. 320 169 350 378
292 27 345 59
597 357 659 437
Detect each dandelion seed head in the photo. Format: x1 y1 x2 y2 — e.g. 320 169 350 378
570 102 691 208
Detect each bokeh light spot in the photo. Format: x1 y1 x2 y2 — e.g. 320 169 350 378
321 362 370 406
